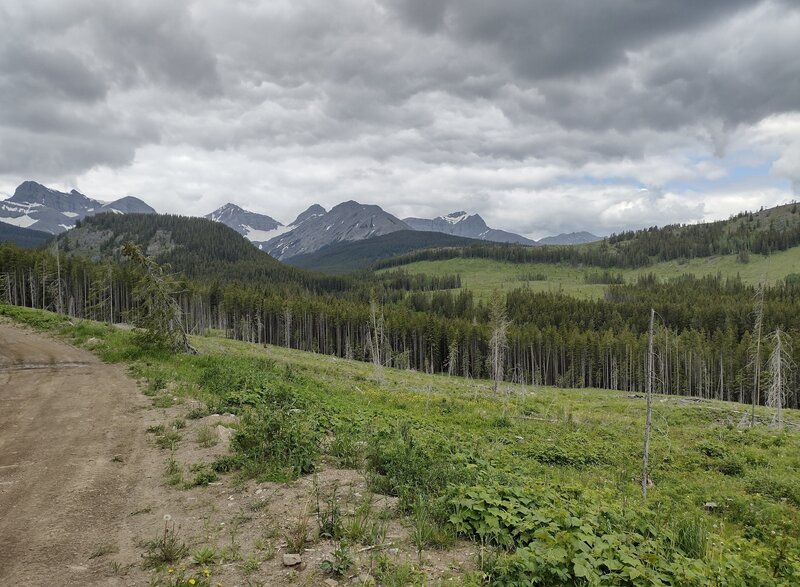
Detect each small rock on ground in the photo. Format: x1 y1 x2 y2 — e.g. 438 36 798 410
283 553 302 567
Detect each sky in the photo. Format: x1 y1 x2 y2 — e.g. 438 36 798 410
1 0 799 239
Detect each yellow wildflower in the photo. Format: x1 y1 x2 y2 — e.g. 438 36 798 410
168 568 175 574
203 568 211 577
188 580 196 586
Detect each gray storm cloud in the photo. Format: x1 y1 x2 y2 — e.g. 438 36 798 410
0 0 798 237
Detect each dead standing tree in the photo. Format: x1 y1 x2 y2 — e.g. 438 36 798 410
750 282 766 426
489 291 511 413
642 308 655 502
366 294 386 379
766 329 793 430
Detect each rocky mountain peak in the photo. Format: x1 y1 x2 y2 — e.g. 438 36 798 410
265 201 409 260
292 204 326 226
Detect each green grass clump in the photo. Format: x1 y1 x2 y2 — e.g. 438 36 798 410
188 464 218 487
141 523 188 569
196 425 217 448
192 545 218 565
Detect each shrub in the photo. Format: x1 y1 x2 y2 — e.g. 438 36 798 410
233 406 320 479
716 456 745 477
364 422 476 511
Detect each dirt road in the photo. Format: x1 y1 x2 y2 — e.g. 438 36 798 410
0 324 151 586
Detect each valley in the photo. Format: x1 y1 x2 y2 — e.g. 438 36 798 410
5 3 800 585
2 184 800 585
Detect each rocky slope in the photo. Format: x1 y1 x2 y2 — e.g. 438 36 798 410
265 201 410 260
206 203 327 251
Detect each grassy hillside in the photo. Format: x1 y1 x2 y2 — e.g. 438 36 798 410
4 303 799 585
286 230 483 273
0 222 51 248
385 246 800 300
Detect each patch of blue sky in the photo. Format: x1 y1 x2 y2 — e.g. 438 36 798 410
665 162 791 193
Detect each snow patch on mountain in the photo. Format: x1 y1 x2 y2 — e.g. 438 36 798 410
1 214 37 228
442 211 468 225
243 224 293 242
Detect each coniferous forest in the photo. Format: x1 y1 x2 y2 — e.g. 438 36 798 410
2 212 799 410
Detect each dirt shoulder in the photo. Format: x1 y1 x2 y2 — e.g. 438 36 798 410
0 323 158 585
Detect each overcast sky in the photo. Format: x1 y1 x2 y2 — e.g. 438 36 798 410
1 0 799 238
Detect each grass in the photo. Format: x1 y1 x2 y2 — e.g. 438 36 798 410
141 522 188 569
196 425 218 448
88 542 118 559
381 245 800 300
4 304 800 583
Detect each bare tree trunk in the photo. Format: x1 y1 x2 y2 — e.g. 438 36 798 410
751 283 765 426
55 239 63 315
284 304 292 349
642 308 655 502
767 329 792 430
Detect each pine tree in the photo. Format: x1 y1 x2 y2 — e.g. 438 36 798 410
122 243 195 354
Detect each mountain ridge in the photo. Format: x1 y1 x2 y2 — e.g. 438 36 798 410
1 181 156 234
403 211 536 245
264 201 410 260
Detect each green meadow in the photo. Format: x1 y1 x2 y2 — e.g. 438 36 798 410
383 245 800 300
4 304 799 585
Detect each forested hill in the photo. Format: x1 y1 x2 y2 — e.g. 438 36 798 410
286 230 482 273
608 201 800 261
58 213 351 291
376 201 800 271
0 223 51 249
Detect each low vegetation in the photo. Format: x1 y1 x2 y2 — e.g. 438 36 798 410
4 303 799 585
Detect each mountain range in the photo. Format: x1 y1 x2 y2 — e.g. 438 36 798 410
0 181 155 234
403 211 536 245
204 202 326 251
205 202 600 260
1 181 600 263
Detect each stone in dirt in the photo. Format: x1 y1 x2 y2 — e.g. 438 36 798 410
324 579 339 587
283 553 302 566
206 413 238 426
216 424 234 445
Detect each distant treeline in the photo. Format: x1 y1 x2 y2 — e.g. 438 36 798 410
3 242 799 408
375 203 800 271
